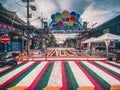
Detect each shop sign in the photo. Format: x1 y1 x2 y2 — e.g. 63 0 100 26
0 28 11 34
4 28 11 34
0 35 10 43
13 36 19 39
0 29 4 34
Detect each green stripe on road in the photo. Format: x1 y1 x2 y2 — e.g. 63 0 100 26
94 62 120 77
34 62 54 90
3 63 39 89
65 62 78 90
0 63 26 77
80 62 110 90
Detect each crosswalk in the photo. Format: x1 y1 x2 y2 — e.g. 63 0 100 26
0 61 120 90
81 61 120 90
47 48 78 56
68 61 94 90
23 48 105 61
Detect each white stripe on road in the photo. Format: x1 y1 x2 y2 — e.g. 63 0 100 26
108 61 120 67
81 61 120 86
95 61 120 74
0 62 22 72
0 62 34 85
47 61 62 87
16 61 48 86
0 66 12 72
68 61 94 87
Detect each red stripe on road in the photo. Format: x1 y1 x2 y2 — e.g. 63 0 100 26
103 61 120 70
26 61 51 90
0 62 35 88
75 61 102 90
0 62 25 75
90 61 120 81
61 61 67 90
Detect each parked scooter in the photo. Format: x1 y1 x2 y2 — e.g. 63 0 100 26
0 52 18 66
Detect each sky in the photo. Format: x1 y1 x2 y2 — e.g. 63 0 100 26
0 0 120 28
53 33 77 44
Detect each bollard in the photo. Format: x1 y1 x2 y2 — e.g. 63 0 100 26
18 52 23 61
26 51 28 61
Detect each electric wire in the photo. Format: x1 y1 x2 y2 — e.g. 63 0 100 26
13 0 26 7
77 0 120 13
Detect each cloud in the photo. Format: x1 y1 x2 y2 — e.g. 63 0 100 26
81 4 115 28
57 0 71 11
35 0 58 21
0 0 120 28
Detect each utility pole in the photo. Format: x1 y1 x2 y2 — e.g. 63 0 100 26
25 0 30 61
22 0 36 61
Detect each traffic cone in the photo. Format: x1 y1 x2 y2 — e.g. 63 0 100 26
18 52 23 61
26 51 28 61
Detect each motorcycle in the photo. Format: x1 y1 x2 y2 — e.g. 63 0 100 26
0 52 18 66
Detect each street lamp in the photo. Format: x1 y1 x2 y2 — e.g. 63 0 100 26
91 23 97 29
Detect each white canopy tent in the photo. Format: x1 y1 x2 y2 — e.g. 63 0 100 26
90 33 120 56
82 37 96 44
91 33 120 43
82 37 96 50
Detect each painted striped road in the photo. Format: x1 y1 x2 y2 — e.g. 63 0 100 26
68 61 94 90
16 61 48 86
46 48 78 56
95 61 120 74
0 62 34 85
81 61 120 90
0 61 120 90
33 62 54 90
0 62 22 73
43 61 62 90
108 61 120 67
0 66 12 72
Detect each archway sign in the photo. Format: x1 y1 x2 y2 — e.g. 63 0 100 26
0 35 10 44
49 11 82 30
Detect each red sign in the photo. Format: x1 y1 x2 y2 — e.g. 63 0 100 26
0 35 10 43
24 46 28 50
3 24 7 28
34 36 37 40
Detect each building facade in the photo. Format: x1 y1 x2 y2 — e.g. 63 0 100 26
89 15 120 37
0 3 26 52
